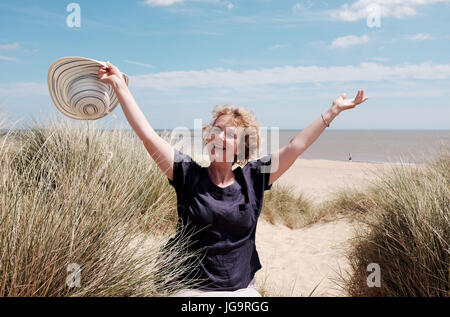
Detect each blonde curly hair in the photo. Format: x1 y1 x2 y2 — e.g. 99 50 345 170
203 104 261 165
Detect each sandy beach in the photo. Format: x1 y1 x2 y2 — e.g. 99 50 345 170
274 159 417 204
255 159 423 297
255 218 355 296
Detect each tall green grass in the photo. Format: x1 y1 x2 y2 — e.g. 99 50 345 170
0 116 199 296
333 147 450 296
261 184 316 229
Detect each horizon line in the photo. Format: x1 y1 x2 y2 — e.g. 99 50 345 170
2 128 450 132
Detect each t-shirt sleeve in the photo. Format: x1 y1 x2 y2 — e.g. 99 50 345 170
168 148 198 194
247 154 273 192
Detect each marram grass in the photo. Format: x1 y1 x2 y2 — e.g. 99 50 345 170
0 116 200 297
333 146 450 297
261 184 316 229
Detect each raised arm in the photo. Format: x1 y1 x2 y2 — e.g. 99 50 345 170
99 62 175 180
268 90 369 186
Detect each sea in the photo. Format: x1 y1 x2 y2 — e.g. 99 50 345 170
272 130 450 164
164 129 450 164
2 129 449 164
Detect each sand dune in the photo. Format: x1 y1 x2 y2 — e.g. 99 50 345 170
255 218 356 296
254 159 419 296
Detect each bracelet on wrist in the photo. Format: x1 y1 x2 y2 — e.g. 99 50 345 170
321 113 330 127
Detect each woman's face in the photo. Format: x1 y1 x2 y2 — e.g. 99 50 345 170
206 115 240 163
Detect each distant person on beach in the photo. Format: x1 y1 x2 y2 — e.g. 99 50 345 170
349 153 352 161
99 62 369 297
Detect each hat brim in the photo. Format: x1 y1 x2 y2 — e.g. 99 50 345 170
48 56 130 120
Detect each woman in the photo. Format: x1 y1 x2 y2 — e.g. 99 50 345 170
99 62 369 297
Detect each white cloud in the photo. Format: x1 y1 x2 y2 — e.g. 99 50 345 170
224 1 234 10
369 88 449 98
143 0 184 6
330 0 449 22
0 82 48 96
143 0 234 10
269 44 288 50
292 3 303 12
292 1 312 13
0 42 21 61
329 34 369 49
219 58 238 65
123 60 154 69
365 57 390 62
4 62 450 98
405 33 434 41
130 62 450 90
0 56 17 62
0 42 20 50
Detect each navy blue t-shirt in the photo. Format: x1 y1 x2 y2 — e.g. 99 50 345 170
168 149 272 291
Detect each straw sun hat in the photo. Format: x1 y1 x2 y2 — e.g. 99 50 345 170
48 56 129 120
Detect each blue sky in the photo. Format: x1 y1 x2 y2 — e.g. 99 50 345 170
0 0 449 130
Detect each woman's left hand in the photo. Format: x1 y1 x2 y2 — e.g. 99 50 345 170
332 89 369 113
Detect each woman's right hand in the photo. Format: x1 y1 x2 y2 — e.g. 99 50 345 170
98 61 124 86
